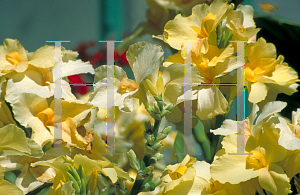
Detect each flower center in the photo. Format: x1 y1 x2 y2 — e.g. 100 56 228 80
246 151 267 169
118 78 139 93
36 108 54 126
209 179 222 193
6 51 23 65
168 165 187 180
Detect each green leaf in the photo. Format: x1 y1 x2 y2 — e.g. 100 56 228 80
173 132 186 163
36 186 51 195
192 117 212 163
4 172 17 184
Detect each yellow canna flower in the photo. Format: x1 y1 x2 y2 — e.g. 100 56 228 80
11 93 93 148
164 42 237 120
162 0 234 56
160 155 197 194
90 42 164 112
211 119 291 195
226 4 260 42
244 38 299 106
0 39 58 77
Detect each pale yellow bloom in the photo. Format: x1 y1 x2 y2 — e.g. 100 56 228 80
160 155 197 194
226 4 260 42
11 93 93 148
164 43 237 120
244 38 299 106
211 121 291 195
90 42 164 112
163 0 234 56
0 38 54 76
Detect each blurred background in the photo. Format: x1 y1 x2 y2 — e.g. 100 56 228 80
0 0 299 118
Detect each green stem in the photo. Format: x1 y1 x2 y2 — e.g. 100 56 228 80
128 119 162 195
192 125 212 163
152 119 161 140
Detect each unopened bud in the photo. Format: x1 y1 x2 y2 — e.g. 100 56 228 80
145 145 156 156
144 166 154 175
145 79 157 95
152 141 164 150
164 103 174 111
150 112 161 120
154 93 163 102
127 149 140 172
154 153 164 161
149 157 157 165
153 177 162 187
156 133 167 141
162 126 172 134
147 135 155 145
161 109 171 117
152 102 160 113
156 75 164 95
146 106 153 114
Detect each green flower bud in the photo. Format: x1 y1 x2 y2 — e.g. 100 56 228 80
153 177 162 187
152 102 160 114
156 133 167 141
154 153 164 161
146 106 153 114
161 109 171 117
164 103 174 111
162 126 172 134
144 166 154 175
154 93 163 102
149 157 157 165
147 135 155 145
127 149 140 172
145 145 156 156
152 141 164 150
150 112 161 120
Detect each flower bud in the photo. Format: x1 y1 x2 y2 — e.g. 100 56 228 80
150 112 161 120
156 75 164 95
154 93 163 102
146 106 153 114
149 157 157 165
156 133 167 141
147 135 155 145
154 153 164 161
127 149 140 172
152 102 160 114
145 145 156 156
145 79 157 95
153 177 162 187
152 141 164 150
161 109 171 117
144 166 154 175
162 126 172 134
164 103 174 111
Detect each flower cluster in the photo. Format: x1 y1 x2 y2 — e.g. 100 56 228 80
0 0 299 194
